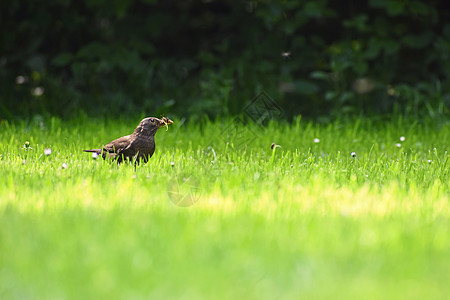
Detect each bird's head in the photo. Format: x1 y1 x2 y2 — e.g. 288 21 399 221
135 117 174 136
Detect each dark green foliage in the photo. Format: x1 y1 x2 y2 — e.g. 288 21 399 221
1 0 449 120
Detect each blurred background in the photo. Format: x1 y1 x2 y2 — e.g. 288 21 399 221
1 0 449 121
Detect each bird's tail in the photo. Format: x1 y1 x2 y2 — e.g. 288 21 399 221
83 149 101 153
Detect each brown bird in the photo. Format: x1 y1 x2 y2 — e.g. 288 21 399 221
84 116 173 164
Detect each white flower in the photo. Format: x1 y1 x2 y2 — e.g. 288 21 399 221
396 143 401 148
314 138 320 143
31 87 45 96
400 136 405 142
92 152 98 159
23 141 32 150
281 51 291 58
44 148 52 155
16 76 27 84
351 152 356 157
62 163 67 169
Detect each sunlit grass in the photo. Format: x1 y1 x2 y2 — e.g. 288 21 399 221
0 116 449 299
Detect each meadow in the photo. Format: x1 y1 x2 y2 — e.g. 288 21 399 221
0 116 448 299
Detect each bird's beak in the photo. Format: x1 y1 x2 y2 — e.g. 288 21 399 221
159 117 174 128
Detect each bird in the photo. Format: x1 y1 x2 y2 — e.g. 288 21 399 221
84 116 173 164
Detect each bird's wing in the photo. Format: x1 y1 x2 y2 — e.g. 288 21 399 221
103 135 135 159
103 135 131 152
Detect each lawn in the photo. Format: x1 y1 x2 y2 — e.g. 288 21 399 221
0 116 448 299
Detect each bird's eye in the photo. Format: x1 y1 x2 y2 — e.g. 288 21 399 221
150 119 155 123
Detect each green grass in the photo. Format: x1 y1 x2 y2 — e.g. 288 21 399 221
0 116 448 299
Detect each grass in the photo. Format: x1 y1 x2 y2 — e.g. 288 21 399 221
0 116 448 299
